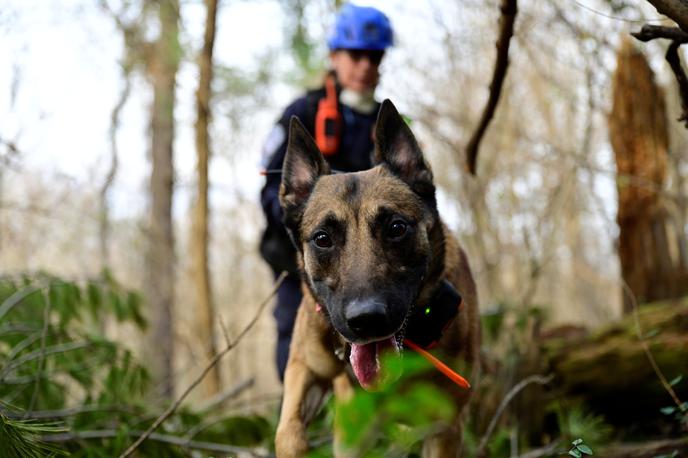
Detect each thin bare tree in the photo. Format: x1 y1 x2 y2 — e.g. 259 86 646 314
190 0 221 397
146 0 181 399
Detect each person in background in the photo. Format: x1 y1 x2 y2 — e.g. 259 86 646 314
259 3 394 381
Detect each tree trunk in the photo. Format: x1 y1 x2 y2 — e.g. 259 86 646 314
145 0 180 400
191 0 221 398
609 36 688 313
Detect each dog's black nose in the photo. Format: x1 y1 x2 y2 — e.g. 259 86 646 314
345 299 389 337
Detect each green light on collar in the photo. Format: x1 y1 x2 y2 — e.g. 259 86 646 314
424 307 431 315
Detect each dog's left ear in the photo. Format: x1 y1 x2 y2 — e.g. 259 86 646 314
280 117 330 230
374 99 434 198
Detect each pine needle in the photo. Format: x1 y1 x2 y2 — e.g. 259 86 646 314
0 411 68 457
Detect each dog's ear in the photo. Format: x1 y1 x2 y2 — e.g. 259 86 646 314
374 99 434 199
280 117 330 228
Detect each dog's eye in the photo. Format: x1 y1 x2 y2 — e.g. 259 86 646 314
388 220 408 240
313 231 333 249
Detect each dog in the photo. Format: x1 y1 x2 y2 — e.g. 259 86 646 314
274 100 480 457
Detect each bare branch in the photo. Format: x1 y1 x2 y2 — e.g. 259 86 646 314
666 41 688 127
465 0 518 175
119 272 288 458
622 280 684 408
631 24 688 42
645 0 688 33
477 374 554 455
195 377 254 413
100 68 132 270
515 440 561 458
2 405 137 420
42 429 268 457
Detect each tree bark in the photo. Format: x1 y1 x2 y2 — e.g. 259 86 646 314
145 0 181 400
609 37 688 313
191 0 220 398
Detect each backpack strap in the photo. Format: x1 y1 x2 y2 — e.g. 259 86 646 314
315 75 342 156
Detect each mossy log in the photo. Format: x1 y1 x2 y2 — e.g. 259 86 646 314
544 298 688 426
598 437 688 458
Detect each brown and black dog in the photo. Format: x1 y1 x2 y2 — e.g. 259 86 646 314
275 100 480 457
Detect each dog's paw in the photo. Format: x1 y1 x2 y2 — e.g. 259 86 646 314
275 420 309 458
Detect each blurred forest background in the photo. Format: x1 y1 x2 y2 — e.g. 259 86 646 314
1 0 688 456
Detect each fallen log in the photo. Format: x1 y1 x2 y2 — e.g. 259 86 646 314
598 437 688 457
544 298 688 428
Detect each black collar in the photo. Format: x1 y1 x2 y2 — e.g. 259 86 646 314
404 279 462 350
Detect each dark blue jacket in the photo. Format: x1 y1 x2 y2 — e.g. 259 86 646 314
260 87 380 274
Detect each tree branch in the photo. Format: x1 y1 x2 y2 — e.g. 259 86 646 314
119 272 287 458
631 24 688 42
666 40 688 127
622 280 684 408
1 405 137 420
645 0 688 33
632 24 688 128
42 429 268 457
465 0 518 175
477 374 554 455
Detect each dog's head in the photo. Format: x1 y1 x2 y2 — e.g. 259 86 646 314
279 100 441 388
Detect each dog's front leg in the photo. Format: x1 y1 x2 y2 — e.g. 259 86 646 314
276 298 340 457
275 350 315 458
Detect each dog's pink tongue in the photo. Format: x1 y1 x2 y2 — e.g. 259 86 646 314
349 337 397 390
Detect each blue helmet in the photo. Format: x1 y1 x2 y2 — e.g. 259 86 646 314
327 4 393 51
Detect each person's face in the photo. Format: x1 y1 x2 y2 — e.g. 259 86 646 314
330 49 384 93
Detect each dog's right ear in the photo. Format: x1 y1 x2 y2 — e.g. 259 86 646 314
279 117 330 229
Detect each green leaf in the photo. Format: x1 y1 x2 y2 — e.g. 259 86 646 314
577 444 593 455
569 449 582 458
572 438 583 445
669 375 683 387
660 406 677 415
644 329 659 338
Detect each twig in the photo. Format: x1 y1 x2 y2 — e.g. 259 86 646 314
622 280 684 408
2 404 136 420
184 379 256 441
42 429 270 457
631 24 688 128
477 374 554 455
119 272 288 458
465 0 518 175
666 40 688 127
515 439 561 458
195 377 255 413
631 24 688 42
